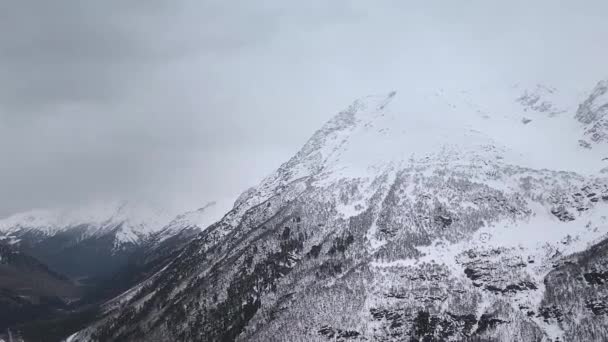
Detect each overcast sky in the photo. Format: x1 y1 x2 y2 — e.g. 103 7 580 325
1 1 607 218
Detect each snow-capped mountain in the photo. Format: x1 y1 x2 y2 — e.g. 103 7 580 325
0 201 179 281
153 201 230 243
0 198 226 282
0 200 227 338
0 201 171 247
132 201 230 274
69 79 608 342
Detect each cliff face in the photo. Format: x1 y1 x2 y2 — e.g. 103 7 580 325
576 80 608 145
70 82 608 342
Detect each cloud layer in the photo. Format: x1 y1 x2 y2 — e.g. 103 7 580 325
1 1 607 216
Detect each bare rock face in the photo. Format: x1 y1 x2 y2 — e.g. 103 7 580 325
69 82 608 342
516 84 565 116
576 80 608 144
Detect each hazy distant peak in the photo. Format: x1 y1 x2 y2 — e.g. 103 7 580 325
0 201 172 245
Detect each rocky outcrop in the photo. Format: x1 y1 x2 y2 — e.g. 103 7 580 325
576 80 608 144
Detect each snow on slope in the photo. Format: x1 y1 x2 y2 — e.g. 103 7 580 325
258 81 604 188
66 79 608 342
0 201 173 246
155 200 232 242
232 82 608 341
234 81 607 230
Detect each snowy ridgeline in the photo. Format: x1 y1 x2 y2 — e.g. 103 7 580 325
52 80 608 341
0 200 231 249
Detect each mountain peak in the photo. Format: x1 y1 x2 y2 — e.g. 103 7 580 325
68 79 608 342
235 81 608 218
0 201 172 245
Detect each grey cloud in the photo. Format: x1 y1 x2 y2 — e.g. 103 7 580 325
0 1 607 217
0 1 278 112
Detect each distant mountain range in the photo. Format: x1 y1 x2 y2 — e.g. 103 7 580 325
0 200 226 338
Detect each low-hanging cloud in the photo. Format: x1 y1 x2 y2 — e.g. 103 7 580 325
1 0 607 217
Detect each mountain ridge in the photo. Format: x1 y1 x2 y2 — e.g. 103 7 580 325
62 79 608 341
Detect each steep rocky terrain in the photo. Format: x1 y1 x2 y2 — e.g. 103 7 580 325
69 80 608 342
576 80 608 147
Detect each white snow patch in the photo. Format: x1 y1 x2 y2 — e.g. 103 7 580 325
370 198 608 340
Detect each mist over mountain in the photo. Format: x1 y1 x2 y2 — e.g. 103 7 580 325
2 2 608 342
2 1 608 219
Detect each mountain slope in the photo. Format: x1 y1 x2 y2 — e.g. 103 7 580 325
0 201 171 247
1 201 228 340
70 80 608 342
0 200 225 298
0 202 176 279
88 202 229 303
0 242 80 330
